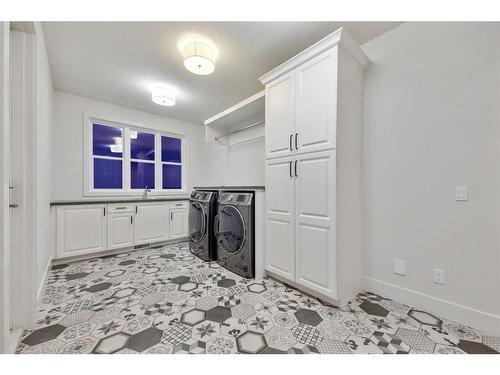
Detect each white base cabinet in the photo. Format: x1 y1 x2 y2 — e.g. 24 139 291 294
260 27 368 307
134 202 170 245
56 204 107 258
55 200 189 259
107 204 135 251
170 201 189 240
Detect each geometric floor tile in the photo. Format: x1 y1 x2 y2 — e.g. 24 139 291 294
442 322 482 342
22 324 66 346
395 328 435 353
294 309 323 327
371 331 411 354
16 241 500 355
127 327 163 352
93 332 131 354
482 335 500 352
408 309 442 328
316 339 352 354
344 334 383 354
264 326 296 351
359 301 389 317
456 339 499 354
236 331 267 353
341 318 374 338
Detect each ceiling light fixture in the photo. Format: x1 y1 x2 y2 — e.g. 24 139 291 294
151 85 176 106
183 41 216 75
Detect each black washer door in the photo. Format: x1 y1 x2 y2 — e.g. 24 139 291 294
217 205 245 254
190 201 206 243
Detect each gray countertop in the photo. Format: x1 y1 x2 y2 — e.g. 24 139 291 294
50 196 190 206
193 186 265 191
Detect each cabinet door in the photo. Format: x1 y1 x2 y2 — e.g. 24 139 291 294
295 47 338 154
294 150 337 299
265 156 295 281
56 204 107 258
107 213 134 250
170 208 189 239
265 70 296 160
134 202 170 245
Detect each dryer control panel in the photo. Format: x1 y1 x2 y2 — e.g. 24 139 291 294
219 192 253 205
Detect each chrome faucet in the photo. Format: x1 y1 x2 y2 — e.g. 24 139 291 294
142 186 151 199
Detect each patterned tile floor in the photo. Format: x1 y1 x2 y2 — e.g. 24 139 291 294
16 242 500 354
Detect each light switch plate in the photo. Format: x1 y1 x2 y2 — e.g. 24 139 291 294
455 186 468 201
393 259 406 276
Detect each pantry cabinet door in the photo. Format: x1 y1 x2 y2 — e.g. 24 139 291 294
294 150 337 299
295 47 338 154
265 71 296 160
265 156 295 282
56 204 107 258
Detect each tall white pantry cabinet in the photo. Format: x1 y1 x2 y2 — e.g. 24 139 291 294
259 28 369 307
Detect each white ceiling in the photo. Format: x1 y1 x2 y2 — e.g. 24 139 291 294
43 22 401 125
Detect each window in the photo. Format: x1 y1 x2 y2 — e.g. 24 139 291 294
87 118 185 195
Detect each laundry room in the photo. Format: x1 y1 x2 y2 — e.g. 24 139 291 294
1 2 500 371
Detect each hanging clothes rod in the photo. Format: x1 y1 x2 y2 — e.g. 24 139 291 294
214 120 265 141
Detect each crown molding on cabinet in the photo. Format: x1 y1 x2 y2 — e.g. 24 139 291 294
258 27 369 85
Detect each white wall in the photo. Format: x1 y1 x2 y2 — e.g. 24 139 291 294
362 22 500 333
51 90 264 201
34 23 55 299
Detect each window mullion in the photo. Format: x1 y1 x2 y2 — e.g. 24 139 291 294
124 127 131 191
155 132 161 191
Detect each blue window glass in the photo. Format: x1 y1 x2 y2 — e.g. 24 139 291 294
131 162 155 189
161 136 181 163
94 159 122 189
93 123 123 158
131 131 155 161
162 164 181 189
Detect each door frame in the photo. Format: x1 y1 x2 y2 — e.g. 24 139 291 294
0 21 11 354
9 25 37 332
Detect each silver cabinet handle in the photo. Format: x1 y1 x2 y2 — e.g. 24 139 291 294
294 160 298 177
289 134 293 151
9 204 18 208
295 133 298 150
115 206 127 210
289 161 292 178
103 207 106 216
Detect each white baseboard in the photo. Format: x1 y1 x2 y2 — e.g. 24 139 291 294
363 276 500 336
36 258 52 310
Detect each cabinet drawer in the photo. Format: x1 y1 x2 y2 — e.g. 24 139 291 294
108 203 134 213
170 201 188 209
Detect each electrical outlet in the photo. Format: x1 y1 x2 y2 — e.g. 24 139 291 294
433 269 445 284
393 259 406 276
455 186 468 201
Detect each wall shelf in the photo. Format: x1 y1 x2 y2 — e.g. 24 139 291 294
205 90 265 146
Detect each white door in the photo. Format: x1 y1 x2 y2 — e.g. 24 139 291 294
294 150 337 299
107 213 134 250
134 202 170 245
56 204 107 258
170 208 188 239
265 156 295 281
265 71 296 160
295 47 338 155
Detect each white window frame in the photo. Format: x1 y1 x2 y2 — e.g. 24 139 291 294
83 113 188 197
